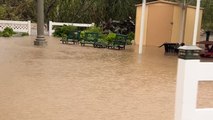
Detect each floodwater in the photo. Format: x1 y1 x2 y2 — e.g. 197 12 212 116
0 36 212 120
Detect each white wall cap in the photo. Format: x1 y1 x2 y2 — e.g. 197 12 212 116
179 46 202 50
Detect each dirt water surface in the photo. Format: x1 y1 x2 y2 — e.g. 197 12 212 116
0 36 212 120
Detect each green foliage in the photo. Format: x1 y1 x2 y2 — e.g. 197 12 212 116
127 32 135 41
21 32 29 36
97 38 108 46
85 26 102 33
201 0 213 30
80 26 103 39
80 31 86 39
96 34 106 44
0 31 2 37
1 0 212 32
203 23 213 31
0 27 15 37
2 31 11 37
95 33 117 46
0 5 6 19
53 25 77 37
125 32 135 45
4 27 15 34
105 33 116 44
126 40 132 45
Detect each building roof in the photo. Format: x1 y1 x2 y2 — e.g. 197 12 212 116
135 0 204 10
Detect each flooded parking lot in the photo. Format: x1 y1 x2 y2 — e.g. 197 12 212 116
0 36 212 120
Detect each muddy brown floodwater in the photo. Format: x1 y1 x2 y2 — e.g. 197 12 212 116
0 36 212 120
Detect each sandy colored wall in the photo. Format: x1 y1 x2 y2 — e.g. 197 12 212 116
135 6 148 45
146 3 174 46
184 8 203 45
135 2 203 46
171 6 182 43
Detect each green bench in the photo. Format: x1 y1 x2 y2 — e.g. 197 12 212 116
107 34 128 50
61 31 81 44
80 32 99 47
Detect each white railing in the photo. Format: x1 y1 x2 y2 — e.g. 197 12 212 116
175 58 213 120
49 21 95 36
0 20 31 35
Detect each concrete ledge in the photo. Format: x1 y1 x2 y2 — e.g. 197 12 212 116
34 39 47 46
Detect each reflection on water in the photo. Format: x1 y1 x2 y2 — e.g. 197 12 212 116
0 36 212 120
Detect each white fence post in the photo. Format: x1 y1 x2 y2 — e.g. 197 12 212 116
175 46 213 120
49 21 52 36
48 21 95 36
91 23 95 27
28 20 31 35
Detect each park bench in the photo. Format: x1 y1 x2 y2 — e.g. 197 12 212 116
107 34 128 50
159 42 184 54
61 31 81 44
80 32 99 47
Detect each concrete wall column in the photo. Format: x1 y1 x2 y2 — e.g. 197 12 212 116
34 0 47 46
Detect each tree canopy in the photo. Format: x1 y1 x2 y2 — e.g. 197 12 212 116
0 0 212 30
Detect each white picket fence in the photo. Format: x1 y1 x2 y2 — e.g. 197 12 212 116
49 21 95 36
175 58 213 120
0 20 31 35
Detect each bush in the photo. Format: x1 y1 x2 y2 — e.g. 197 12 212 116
105 33 116 44
4 27 15 35
2 31 10 37
85 26 102 34
127 32 135 41
21 32 29 36
97 34 107 44
0 5 6 19
53 25 77 37
80 26 103 39
126 40 132 45
0 27 15 37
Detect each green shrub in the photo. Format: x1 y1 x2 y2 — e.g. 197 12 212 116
80 26 103 39
1 27 15 37
0 31 2 37
53 25 77 37
4 27 15 35
97 34 107 44
105 33 116 44
127 32 135 41
205 23 213 31
126 40 132 45
0 5 6 19
61 34 67 41
21 32 29 36
53 27 63 37
2 31 10 37
80 31 86 39
85 26 102 34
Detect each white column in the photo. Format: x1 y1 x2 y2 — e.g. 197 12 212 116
192 0 201 45
28 20 31 35
139 0 146 54
175 59 200 120
49 21 53 36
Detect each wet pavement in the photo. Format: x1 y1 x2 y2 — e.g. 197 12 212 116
0 36 212 120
